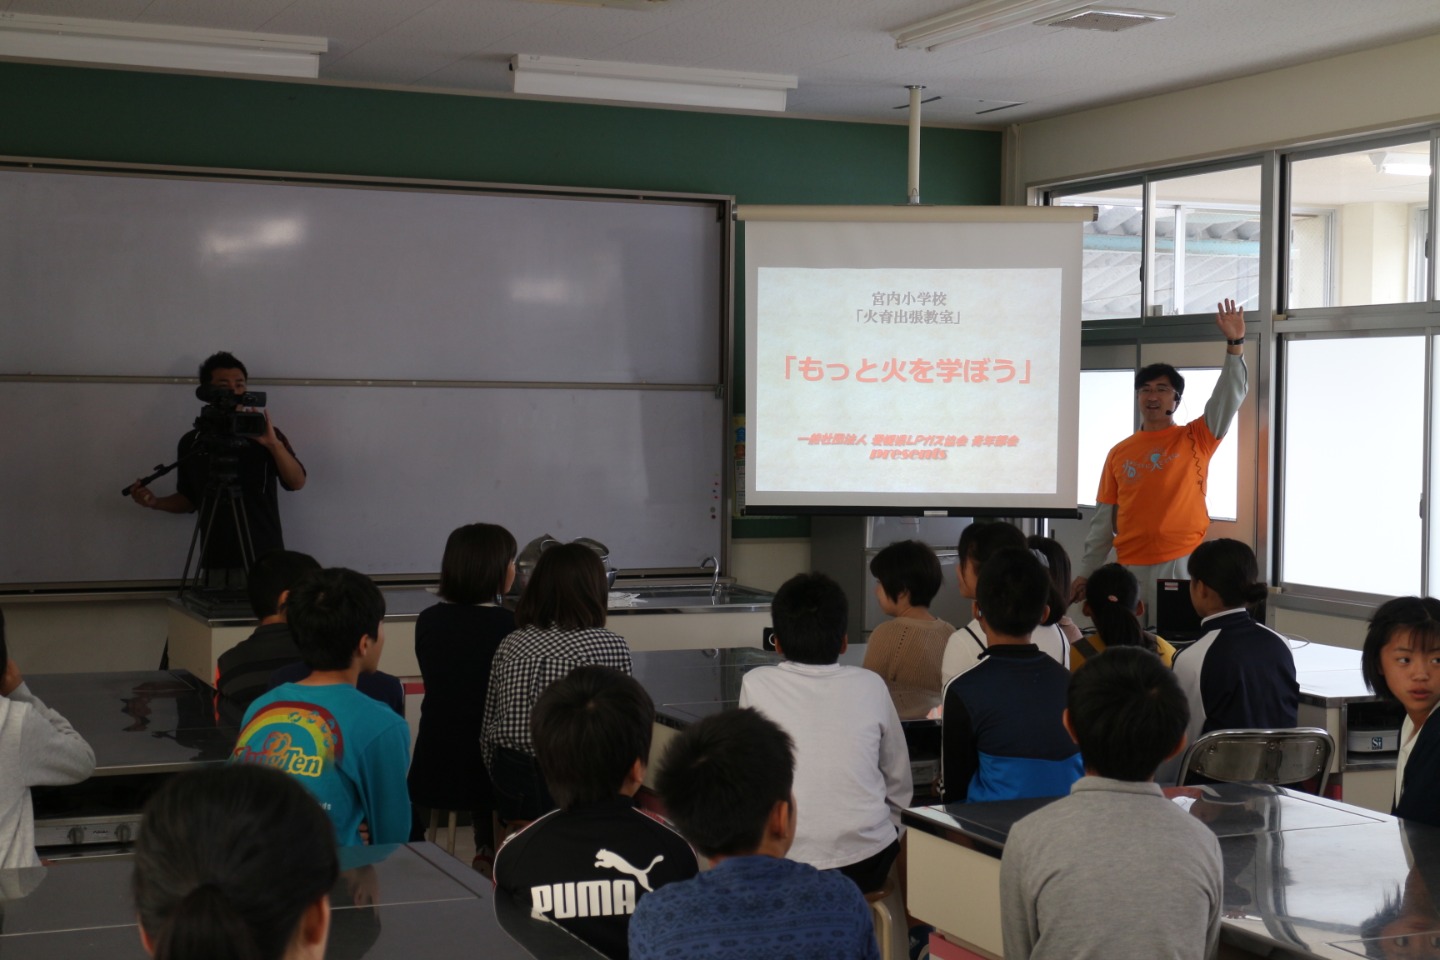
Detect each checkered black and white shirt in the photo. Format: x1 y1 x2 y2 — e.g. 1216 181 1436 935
480 624 632 766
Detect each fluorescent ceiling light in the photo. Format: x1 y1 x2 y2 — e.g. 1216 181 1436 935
893 1 1166 51
0 13 327 78
511 54 797 112
1369 151 1432 177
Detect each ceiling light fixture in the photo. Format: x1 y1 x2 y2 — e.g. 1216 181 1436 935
892 1 1170 51
510 54 797 112
0 12 327 77
1369 151 1432 177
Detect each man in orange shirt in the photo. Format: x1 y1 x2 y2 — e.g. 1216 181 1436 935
1071 299 1248 619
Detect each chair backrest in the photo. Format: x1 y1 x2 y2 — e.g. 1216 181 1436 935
1178 727 1335 795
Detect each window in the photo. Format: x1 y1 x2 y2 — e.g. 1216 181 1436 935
1287 140 1431 309
1077 369 1134 505
1053 185 1143 322
1152 166 1262 317
1281 335 1424 596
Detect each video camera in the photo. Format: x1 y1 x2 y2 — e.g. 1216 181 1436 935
193 384 267 440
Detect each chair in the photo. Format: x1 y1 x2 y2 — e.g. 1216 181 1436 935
865 864 909 960
1178 727 1335 795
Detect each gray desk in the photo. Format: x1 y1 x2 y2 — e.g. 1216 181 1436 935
0 842 602 959
903 783 1437 960
167 583 774 682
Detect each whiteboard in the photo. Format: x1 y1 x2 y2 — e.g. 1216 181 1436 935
0 166 728 588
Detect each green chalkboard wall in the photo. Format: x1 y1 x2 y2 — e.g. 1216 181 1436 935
2 61 1002 538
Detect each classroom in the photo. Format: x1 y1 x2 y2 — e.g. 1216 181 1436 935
5 2 1440 958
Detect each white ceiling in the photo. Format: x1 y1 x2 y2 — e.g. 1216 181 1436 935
7 0 1440 125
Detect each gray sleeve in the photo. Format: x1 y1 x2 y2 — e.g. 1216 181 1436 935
878 694 914 822
1079 503 1116 576
8 684 96 787
999 837 1037 960
1203 835 1224 959
1202 352 1248 440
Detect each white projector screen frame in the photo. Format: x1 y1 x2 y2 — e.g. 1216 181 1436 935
741 207 1084 516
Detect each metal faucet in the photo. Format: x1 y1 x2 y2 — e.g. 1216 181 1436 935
701 556 720 597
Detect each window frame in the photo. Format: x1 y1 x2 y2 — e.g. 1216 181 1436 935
1040 126 1440 618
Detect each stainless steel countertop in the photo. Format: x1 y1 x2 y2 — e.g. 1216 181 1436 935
903 783 1437 960
25 671 236 776
169 582 773 627
0 842 600 959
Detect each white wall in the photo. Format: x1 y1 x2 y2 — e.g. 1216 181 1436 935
1015 33 1440 193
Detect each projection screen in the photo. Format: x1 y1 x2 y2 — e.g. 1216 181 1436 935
740 205 1091 516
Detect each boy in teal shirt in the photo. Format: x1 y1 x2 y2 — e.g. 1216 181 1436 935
232 567 411 846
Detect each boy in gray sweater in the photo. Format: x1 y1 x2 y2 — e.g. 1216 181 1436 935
999 647 1223 960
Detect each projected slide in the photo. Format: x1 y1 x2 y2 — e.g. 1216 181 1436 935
755 266 1061 498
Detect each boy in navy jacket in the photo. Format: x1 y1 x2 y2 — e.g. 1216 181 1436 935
941 548 1083 803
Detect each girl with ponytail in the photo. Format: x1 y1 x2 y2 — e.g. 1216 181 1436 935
133 764 338 960
1072 563 1177 671
1172 538 1298 742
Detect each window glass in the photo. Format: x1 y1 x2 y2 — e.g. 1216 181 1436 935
1288 141 1431 309
1152 167 1262 316
1077 366 1237 521
1053 185 1143 321
1283 336 1423 595
1077 369 1134 505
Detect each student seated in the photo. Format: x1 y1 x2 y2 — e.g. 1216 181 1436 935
941 548 1083 803
133 764 338 960
629 708 879 960
862 539 954 692
1070 563 1177 671
1027 536 1083 648
216 549 404 724
481 543 632 824
1172 539 1298 748
1361 596 1440 827
409 522 518 868
999 647 1223 960
0 609 96 867
493 666 698 959
215 550 322 724
740 572 910 892
231 568 412 846
941 522 1068 687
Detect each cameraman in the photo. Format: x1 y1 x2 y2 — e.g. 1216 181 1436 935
130 352 306 570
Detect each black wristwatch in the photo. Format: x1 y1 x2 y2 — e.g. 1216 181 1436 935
1226 337 1245 345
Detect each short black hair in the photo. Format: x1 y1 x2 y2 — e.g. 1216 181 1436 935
869 539 943 608
1027 535 1072 627
1068 647 1189 781
770 572 847 665
532 666 655 810
957 520 1027 569
1135 362 1184 396
655 708 793 859
199 351 247 384
514 543 609 631
439 523 517 605
1187 539 1267 608
975 547 1050 638
285 568 386 671
246 550 321 620
1362 596 1440 700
